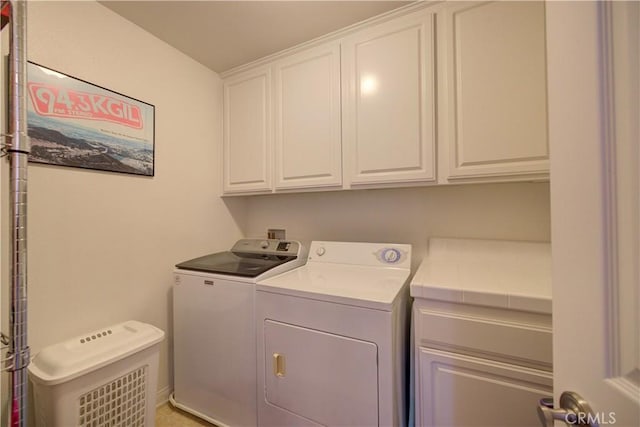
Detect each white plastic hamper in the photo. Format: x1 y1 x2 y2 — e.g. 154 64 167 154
28 320 165 427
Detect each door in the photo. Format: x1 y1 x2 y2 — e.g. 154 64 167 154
341 8 436 186
223 65 272 194
418 348 552 427
273 42 342 190
440 1 549 181
547 2 639 426
263 320 378 427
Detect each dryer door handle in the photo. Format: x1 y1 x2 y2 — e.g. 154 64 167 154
273 353 286 377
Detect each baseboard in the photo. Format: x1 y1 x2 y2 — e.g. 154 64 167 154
156 385 172 407
168 393 228 427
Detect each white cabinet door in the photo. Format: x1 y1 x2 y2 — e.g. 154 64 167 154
264 320 378 427
223 66 272 193
441 1 549 181
342 10 436 186
417 347 552 427
274 43 342 190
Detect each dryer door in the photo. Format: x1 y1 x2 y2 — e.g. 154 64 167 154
264 320 379 426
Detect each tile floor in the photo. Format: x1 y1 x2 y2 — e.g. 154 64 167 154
155 403 215 427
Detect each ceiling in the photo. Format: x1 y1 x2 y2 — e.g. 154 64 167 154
100 1 412 73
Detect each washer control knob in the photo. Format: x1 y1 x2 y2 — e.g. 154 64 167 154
260 240 269 249
316 247 326 256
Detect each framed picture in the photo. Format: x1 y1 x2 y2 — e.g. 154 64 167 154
26 61 155 176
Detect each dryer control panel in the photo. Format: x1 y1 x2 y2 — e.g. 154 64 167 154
307 241 411 269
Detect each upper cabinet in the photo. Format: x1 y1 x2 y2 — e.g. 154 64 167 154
223 66 272 194
274 43 342 190
439 1 549 182
222 41 342 195
221 1 549 196
342 10 436 186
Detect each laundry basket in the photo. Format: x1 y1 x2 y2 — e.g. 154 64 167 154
28 320 165 427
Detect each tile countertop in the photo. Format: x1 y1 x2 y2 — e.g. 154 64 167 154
410 238 552 314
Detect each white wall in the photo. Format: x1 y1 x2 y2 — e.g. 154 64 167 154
0 0 246 405
243 182 551 270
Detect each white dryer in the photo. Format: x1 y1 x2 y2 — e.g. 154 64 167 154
256 241 412 427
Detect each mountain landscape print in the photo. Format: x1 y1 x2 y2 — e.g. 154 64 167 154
26 62 155 176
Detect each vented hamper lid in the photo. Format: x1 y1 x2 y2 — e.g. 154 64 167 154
28 320 165 386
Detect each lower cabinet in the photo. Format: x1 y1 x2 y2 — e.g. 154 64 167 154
413 300 553 427
417 347 552 427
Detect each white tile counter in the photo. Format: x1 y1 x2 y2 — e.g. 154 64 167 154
410 238 552 314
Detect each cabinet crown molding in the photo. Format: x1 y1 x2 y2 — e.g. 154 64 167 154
219 1 442 78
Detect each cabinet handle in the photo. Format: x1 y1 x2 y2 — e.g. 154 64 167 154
273 353 285 377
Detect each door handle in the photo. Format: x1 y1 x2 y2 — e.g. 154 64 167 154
273 353 285 377
537 391 598 426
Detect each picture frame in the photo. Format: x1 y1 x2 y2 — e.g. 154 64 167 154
26 61 155 176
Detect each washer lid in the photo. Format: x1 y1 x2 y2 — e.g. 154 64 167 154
175 251 296 277
257 263 410 311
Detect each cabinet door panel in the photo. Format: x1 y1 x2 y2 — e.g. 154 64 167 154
223 66 272 193
443 1 549 180
274 43 342 190
417 347 552 427
343 10 436 185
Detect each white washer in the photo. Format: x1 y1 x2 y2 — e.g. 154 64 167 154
172 239 307 427
256 241 412 427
